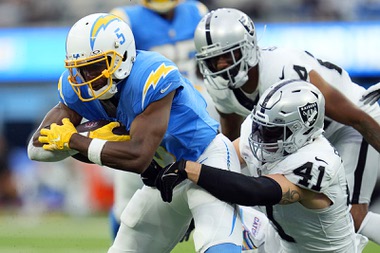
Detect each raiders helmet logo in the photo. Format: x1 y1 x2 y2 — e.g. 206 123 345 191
298 102 318 126
238 16 255 36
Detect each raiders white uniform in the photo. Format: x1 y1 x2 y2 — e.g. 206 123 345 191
206 46 380 206
238 116 368 253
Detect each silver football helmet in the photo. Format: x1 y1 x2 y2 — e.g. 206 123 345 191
249 79 325 163
194 8 259 90
65 13 136 102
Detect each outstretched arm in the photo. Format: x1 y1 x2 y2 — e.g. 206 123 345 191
156 160 303 205
187 162 299 206
310 70 380 153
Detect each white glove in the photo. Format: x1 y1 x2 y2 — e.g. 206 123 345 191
360 82 380 105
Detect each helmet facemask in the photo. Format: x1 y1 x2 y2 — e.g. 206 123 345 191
197 41 253 90
249 115 300 163
66 51 123 102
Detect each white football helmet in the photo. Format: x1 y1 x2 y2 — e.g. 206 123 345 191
194 8 259 90
140 0 180 14
249 79 325 163
65 13 136 102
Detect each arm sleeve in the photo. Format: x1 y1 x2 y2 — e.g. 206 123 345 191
197 164 282 206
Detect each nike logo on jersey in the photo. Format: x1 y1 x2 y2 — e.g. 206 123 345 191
315 156 327 164
160 83 172 94
279 66 285 80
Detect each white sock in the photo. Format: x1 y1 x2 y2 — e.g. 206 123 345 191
357 211 380 245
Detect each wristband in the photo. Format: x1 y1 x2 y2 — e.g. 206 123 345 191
88 138 107 165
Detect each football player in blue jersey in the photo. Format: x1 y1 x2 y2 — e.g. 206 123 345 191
108 0 213 241
110 0 208 82
27 13 243 253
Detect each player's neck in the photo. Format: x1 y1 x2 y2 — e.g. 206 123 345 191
158 9 175 20
241 66 259 94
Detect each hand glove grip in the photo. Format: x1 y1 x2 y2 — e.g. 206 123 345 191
39 118 77 151
156 159 187 203
141 160 162 187
88 122 130 141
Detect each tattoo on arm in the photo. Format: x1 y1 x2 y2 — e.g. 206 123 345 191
280 187 301 205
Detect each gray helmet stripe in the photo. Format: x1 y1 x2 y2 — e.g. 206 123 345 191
260 79 296 113
205 13 213 45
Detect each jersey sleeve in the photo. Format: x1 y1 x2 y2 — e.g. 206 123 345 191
139 57 183 111
57 70 80 106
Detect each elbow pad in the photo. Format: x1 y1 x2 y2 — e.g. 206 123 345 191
198 164 282 206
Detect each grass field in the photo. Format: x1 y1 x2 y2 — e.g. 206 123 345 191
0 213 378 253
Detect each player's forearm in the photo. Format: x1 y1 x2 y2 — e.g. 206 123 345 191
27 137 77 162
354 114 380 153
185 161 282 206
69 133 148 173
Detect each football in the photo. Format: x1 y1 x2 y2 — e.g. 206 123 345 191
72 120 129 164
76 119 129 136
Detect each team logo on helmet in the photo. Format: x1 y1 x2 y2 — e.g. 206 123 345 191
238 16 255 36
298 102 318 127
90 14 120 50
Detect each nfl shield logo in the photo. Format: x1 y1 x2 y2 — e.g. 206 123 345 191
298 102 318 126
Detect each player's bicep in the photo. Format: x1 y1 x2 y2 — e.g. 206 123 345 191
129 90 175 157
266 174 304 204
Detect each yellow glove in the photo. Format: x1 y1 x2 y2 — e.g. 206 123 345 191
88 122 130 142
39 118 78 151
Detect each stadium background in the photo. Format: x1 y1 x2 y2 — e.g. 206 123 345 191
0 0 380 252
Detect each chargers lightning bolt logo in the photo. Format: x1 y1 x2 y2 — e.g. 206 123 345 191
90 15 120 50
142 63 177 108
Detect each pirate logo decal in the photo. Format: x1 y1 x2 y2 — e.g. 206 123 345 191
298 102 318 127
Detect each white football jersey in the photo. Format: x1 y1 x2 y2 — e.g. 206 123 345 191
205 46 380 136
239 116 362 253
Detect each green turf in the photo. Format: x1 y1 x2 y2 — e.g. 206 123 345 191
0 213 378 253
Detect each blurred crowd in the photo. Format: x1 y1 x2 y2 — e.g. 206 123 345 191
1 0 380 27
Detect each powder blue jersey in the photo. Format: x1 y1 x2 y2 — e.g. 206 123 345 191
58 50 219 165
110 1 208 80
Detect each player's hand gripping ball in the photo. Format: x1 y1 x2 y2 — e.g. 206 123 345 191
39 118 77 151
78 120 130 142
72 120 130 163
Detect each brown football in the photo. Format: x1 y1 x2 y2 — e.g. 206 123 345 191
72 120 129 164
76 120 129 135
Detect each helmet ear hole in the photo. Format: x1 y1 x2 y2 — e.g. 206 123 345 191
285 127 292 140
303 127 313 136
123 51 128 62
